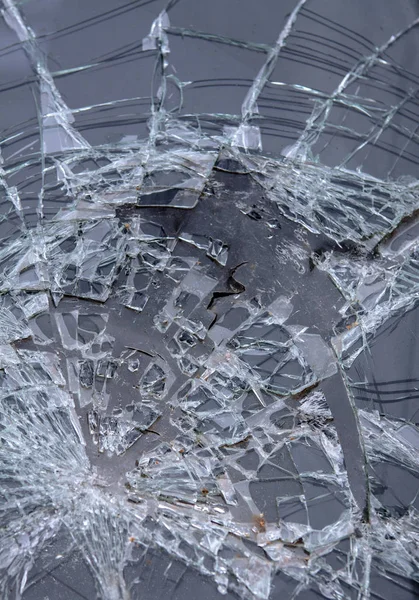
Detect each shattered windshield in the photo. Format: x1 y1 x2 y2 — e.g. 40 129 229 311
1 1 419 599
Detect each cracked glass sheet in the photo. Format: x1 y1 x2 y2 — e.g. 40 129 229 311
0 1 419 599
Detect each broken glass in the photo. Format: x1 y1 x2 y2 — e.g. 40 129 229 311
1 1 419 599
